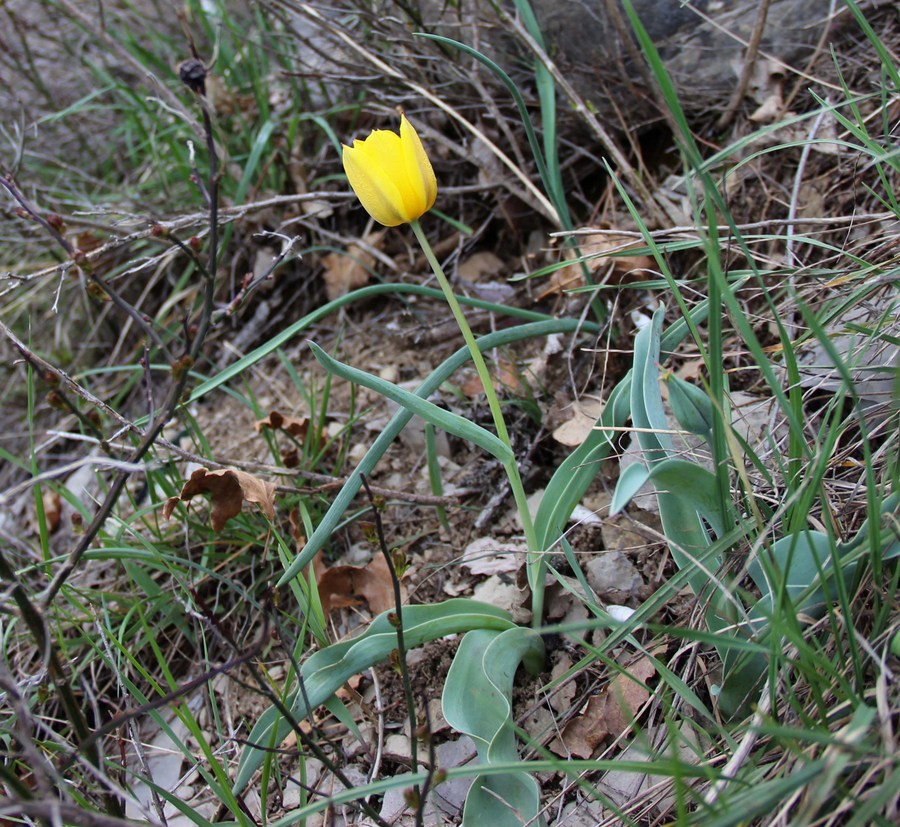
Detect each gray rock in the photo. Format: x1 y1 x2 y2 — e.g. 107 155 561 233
585 551 644 601
527 0 841 121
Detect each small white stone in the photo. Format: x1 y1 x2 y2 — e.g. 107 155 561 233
606 605 636 624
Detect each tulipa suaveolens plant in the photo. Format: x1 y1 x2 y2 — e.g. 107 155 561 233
341 112 545 622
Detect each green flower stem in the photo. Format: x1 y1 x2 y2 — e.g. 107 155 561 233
410 220 544 624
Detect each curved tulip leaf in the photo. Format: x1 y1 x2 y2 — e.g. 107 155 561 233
279 319 580 588
647 459 737 539
234 600 515 793
666 372 714 437
631 307 718 592
535 371 632 552
442 628 545 827
308 341 512 464
610 462 650 516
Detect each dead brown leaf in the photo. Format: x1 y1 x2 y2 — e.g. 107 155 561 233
603 656 656 737
163 468 276 531
537 228 654 300
288 507 306 549
255 410 309 441
458 251 504 283
461 537 524 575
322 231 384 300
314 551 402 616
551 397 607 447
555 694 609 758
554 656 656 758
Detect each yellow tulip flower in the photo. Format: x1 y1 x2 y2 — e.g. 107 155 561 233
342 114 437 227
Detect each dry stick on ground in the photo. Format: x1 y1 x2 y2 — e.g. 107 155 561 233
717 0 773 129
359 475 425 805
0 800 149 827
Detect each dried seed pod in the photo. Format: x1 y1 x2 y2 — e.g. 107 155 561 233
178 59 207 95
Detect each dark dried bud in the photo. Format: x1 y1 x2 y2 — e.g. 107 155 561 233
178 59 207 95
46 390 64 409
150 223 168 237
47 213 66 232
42 370 59 386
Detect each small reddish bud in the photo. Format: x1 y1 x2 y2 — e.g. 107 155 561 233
188 236 202 252
150 223 168 237
46 213 66 232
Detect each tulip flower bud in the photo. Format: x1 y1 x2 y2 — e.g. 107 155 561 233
342 114 437 227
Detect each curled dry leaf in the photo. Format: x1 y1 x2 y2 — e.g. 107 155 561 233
314 551 402 616
537 228 654 300
551 397 607 447
163 468 276 532
255 410 309 441
288 507 306 549
41 489 63 534
461 537 523 575
554 656 656 758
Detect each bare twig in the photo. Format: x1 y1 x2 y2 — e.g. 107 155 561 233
717 0 773 129
360 474 423 818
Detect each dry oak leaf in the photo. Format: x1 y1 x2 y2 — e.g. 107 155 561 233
163 467 276 531
537 228 654 301
551 397 607 447
314 551 402 616
255 410 309 441
321 231 384 300
554 656 656 758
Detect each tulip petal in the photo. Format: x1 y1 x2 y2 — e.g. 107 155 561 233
400 115 437 217
343 134 407 227
342 115 437 226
